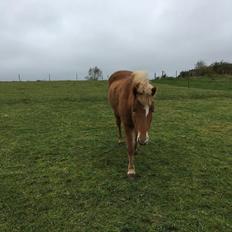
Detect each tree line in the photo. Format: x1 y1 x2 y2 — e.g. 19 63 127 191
179 60 232 78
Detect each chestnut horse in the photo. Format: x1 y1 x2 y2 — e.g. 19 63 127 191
108 70 156 176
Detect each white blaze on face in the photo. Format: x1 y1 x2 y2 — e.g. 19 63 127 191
144 105 149 117
137 131 140 142
137 107 150 143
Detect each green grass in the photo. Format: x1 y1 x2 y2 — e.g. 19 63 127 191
153 75 232 91
0 79 231 231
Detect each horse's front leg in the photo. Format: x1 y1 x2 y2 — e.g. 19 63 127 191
125 127 136 176
134 130 138 155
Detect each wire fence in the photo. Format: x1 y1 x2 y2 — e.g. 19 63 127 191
3 70 179 82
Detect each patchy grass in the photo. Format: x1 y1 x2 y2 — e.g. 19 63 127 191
153 75 232 91
0 80 231 231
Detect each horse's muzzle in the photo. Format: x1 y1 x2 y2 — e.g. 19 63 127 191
137 136 149 145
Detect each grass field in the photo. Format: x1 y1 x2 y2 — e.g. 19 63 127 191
0 78 232 231
153 76 232 91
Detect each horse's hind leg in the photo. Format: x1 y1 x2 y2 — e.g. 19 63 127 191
115 114 123 144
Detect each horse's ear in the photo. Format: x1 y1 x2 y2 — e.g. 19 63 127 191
151 86 157 96
133 83 140 96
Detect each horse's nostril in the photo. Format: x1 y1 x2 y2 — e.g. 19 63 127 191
138 138 146 145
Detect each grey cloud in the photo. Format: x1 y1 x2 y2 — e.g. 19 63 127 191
0 0 232 80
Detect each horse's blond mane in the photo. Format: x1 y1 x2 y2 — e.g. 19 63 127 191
132 71 154 106
132 71 149 83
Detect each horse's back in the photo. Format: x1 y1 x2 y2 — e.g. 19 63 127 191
108 70 132 86
108 71 133 115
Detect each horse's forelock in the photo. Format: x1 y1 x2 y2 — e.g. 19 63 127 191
132 71 154 106
137 94 153 107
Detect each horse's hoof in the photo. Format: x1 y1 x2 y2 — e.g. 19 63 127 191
127 169 136 177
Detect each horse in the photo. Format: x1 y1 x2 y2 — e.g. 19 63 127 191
108 70 156 176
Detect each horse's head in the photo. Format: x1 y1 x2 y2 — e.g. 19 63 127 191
132 79 156 145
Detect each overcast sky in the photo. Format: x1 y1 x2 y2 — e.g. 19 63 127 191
0 0 232 81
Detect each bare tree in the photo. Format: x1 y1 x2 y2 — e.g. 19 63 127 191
85 66 103 80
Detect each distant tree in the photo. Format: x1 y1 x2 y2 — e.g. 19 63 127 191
195 60 206 69
210 60 232 75
194 60 210 77
85 66 103 80
179 60 232 78
161 70 166 78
